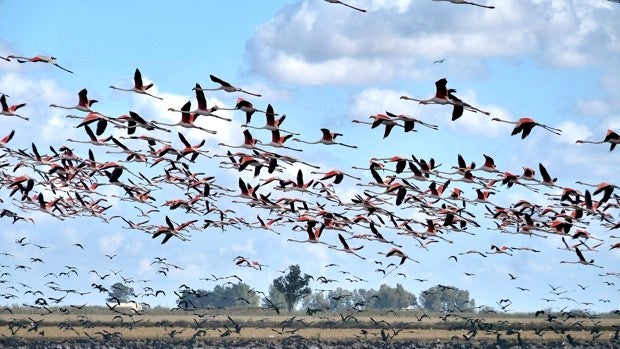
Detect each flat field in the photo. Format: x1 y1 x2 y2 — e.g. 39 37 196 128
1 308 619 345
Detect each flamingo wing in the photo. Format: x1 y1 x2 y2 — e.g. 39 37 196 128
210 74 232 88
134 69 144 89
180 101 192 124
338 233 350 250
194 83 207 110
78 89 89 107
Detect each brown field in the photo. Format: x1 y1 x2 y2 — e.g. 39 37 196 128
2 308 619 343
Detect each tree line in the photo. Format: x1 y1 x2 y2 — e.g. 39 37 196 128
107 265 475 312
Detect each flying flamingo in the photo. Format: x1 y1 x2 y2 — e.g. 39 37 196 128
66 112 122 136
432 0 495 9
194 74 261 97
66 124 114 147
310 169 361 184
0 130 15 149
576 129 619 151
575 180 618 205
241 104 298 134
109 68 163 100
264 129 302 151
6 54 73 73
157 101 217 134
324 0 367 12
329 234 365 259
352 113 404 138
115 111 170 134
377 247 417 265
218 129 262 150
1 95 28 120
385 111 439 132
400 78 489 115
287 223 335 247
229 98 265 124
293 128 357 148
49 88 97 113
559 246 603 268
491 117 562 139
168 84 230 121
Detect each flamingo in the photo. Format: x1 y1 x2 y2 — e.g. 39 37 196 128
151 216 194 244
575 180 618 205
253 215 286 235
324 0 367 12
167 84 230 121
0 55 9 62
368 221 402 247
432 0 495 9
559 246 603 268
1 95 28 120
491 117 562 139
66 124 114 147
473 154 500 173
194 74 261 97
287 223 335 247
329 234 365 259
377 247 417 265
241 104 298 134
115 111 171 135
66 112 122 136
576 129 619 151
264 129 302 151
50 88 97 113
218 129 262 150
109 68 163 100
401 78 489 116
311 169 361 184
156 101 218 134
0 129 15 149
172 131 209 163
352 113 404 138
293 128 357 148
6 54 73 73
229 98 265 124
385 111 439 132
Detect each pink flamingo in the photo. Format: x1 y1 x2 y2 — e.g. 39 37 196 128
401 78 489 115
158 101 218 134
330 234 365 259
110 68 163 100
491 117 562 139
1 95 27 120
7 54 73 73
576 129 619 152
50 88 97 113
293 128 357 148
194 74 261 97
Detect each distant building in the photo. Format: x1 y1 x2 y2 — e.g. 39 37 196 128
106 301 143 311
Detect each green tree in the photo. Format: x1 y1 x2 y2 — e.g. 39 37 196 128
374 283 416 309
107 282 135 303
262 283 286 313
272 264 312 312
420 285 475 312
302 290 329 310
327 287 353 309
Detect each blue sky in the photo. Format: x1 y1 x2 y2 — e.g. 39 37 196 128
1 0 619 313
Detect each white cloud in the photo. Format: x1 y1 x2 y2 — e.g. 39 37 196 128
98 231 125 255
247 0 619 85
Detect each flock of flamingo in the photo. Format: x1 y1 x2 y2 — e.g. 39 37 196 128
0 1 619 319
